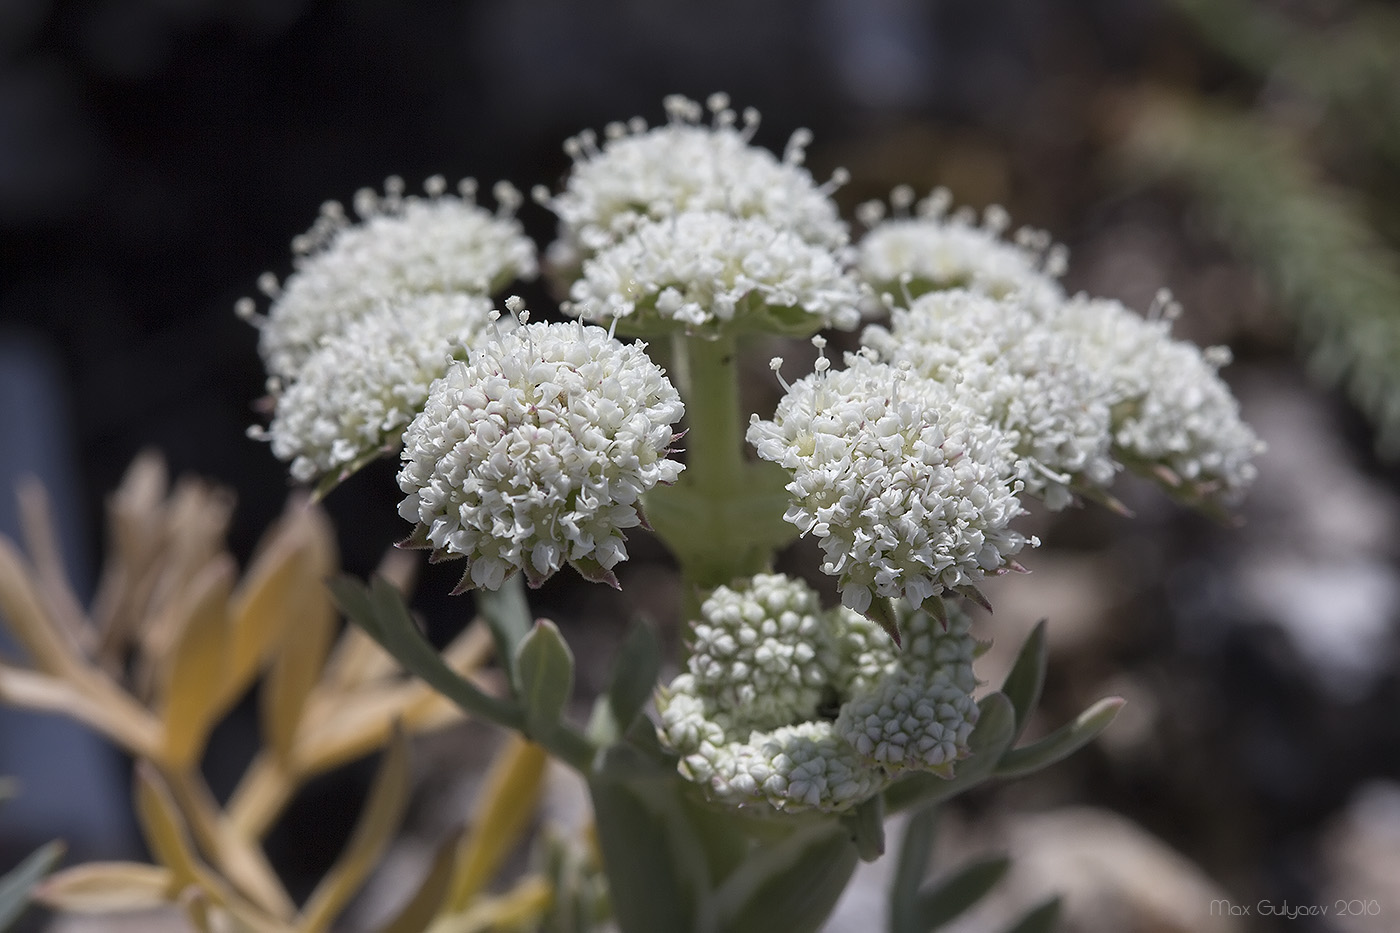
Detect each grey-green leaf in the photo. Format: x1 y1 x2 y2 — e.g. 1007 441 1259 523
841 794 886 863
607 619 660 735
995 697 1124 779
474 576 533 695
1003 896 1061 933
1001 620 1048 743
890 805 939 933
515 619 575 742
328 575 522 730
884 692 1017 813
0 841 65 931
587 777 711 933
711 822 858 933
915 855 1009 930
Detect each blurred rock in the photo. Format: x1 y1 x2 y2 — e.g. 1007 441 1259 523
1319 781 1400 933
945 807 1244 933
1233 371 1400 701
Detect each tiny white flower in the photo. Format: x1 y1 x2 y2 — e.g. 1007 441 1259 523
262 293 499 486
396 317 684 591
862 289 1119 510
566 211 866 335
747 353 1030 615
1054 294 1265 506
252 177 537 381
856 188 1065 312
538 94 849 273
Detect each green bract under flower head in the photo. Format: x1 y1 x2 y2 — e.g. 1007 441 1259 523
565 210 866 336
246 176 537 381
657 575 980 812
396 312 685 592
862 289 1119 511
537 93 849 275
747 351 1032 615
259 292 500 486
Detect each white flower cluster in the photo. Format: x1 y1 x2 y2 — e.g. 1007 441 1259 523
539 93 849 271
264 293 499 484
657 575 979 812
540 95 862 335
566 211 865 335
396 318 685 591
856 188 1065 311
1054 295 1265 505
252 176 537 382
747 351 1031 615
862 290 1118 510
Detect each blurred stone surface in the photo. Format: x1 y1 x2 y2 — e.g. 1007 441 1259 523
1319 781 1400 933
944 807 1244 933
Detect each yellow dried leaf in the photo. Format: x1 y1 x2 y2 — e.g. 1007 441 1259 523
36 862 175 913
0 536 85 680
298 727 411 933
160 557 236 769
0 662 161 757
375 830 460 933
444 735 548 912
227 502 337 704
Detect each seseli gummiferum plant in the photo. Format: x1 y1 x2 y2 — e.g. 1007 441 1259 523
237 93 1262 932
4 93 1264 932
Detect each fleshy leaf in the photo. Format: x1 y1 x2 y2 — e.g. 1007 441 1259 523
514 620 574 743
914 856 1009 930
889 805 939 933
473 576 532 695
1003 897 1062 933
1000 620 1048 744
0 841 65 930
995 697 1124 779
587 776 711 933
328 576 521 730
711 822 859 933
589 618 661 745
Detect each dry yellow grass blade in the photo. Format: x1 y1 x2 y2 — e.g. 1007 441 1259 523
36 862 176 913
443 735 548 913
297 727 412 933
159 556 236 769
0 661 161 756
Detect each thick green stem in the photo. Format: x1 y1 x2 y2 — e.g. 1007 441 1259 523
682 331 747 502
645 332 798 621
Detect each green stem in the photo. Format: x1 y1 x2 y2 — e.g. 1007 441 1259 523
682 331 746 499
644 332 797 622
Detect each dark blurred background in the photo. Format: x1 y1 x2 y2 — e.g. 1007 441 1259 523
2 1 1399 931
